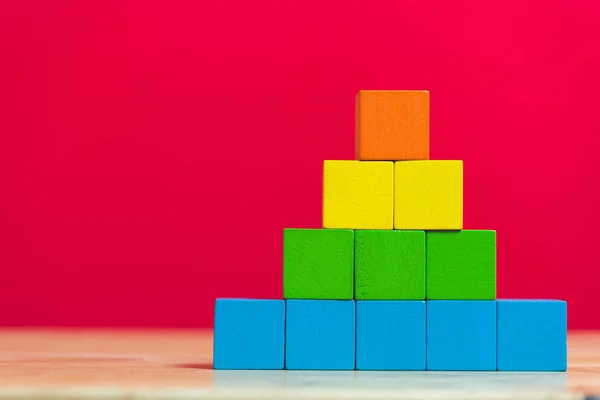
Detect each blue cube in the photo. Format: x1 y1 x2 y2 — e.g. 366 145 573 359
285 300 355 370
497 300 567 371
213 298 285 369
356 300 425 370
427 300 496 371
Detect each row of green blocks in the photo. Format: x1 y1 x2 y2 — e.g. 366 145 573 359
284 229 496 300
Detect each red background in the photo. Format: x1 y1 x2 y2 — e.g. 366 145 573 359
0 0 598 329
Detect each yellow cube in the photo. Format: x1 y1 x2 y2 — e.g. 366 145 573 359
394 160 463 230
323 160 393 229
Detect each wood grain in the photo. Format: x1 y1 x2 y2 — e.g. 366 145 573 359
0 329 598 399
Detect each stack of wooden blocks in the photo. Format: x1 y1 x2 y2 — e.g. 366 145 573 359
213 90 567 372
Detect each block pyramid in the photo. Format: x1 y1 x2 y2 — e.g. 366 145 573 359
213 90 567 372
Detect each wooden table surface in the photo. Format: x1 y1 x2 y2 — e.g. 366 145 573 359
0 329 598 400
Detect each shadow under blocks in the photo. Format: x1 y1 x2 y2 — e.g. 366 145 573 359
212 90 568 371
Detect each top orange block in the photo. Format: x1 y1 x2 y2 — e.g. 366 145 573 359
355 90 430 161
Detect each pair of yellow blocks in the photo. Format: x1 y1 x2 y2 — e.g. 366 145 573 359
323 160 462 230
323 90 462 230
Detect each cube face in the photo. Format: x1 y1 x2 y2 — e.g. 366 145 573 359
285 300 355 370
283 229 354 299
323 160 393 229
356 301 426 370
213 299 285 370
355 230 425 300
394 161 463 230
355 90 429 161
426 230 496 300
497 300 567 371
427 300 496 371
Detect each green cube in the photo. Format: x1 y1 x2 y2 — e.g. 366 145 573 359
426 230 496 300
355 230 425 300
283 228 354 299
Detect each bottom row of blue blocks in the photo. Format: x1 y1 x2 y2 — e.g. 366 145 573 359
213 299 567 371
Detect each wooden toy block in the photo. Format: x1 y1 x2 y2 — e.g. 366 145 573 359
323 160 393 229
283 229 354 300
213 298 285 370
427 300 496 371
355 90 430 161
356 300 426 370
285 300 355 370
394 160 463 230
497 300 567 371
426 230 496 300
355 230 425 300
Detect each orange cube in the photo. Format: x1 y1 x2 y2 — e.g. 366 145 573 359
355 90 430 161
